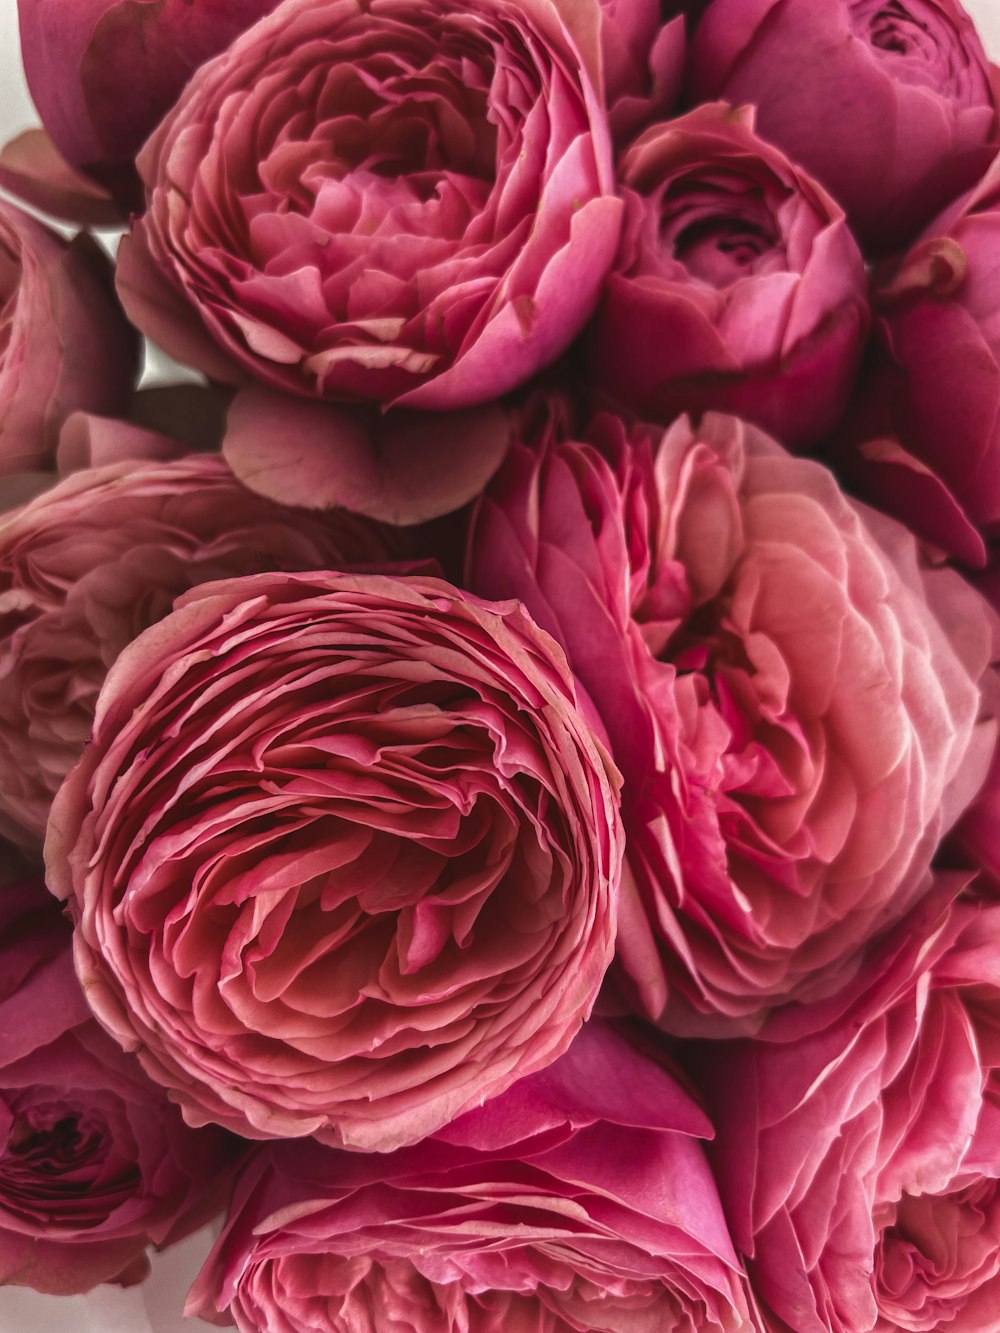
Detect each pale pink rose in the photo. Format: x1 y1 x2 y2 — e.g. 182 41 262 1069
188 1021 761 1333
687 0 1000 253
0 450 400 847
586 104 868 448
0 872 231 1294
467 410 995 1034
117 0 622 418
704 889 1000 1333
0 200 137 477
45 572 623 1151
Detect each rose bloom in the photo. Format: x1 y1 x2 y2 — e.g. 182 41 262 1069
188 1020 760 1333
586 104 868 449
702 889 1000 1333
46 571 622 1150
837 158 1000 568
117 0 622 415
0 870 231 1294
687 0 1000 253
0 200 136 477
467 410 994 1034
0 448 399 849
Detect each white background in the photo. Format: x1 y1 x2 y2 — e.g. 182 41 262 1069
1 1 1000 1330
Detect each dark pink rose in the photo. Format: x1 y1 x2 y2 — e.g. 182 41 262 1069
46 571 623 1151
0 450 400 848
17 0 278 201
703 889 1000 1333
0 201 137 478
836 161 1000 567
188 1020 761 1333
0 873 231 1295
687 0 1000 253
117 0 622 415
597 0 685 143
587 104 868 448
467 410 995 1034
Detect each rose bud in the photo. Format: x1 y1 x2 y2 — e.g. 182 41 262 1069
701 889 1000 1333
836 159 1000 567
0 449 402 849
467 410 995 1034
117 0 622 421
586 104 868 449
0 872 232 1294
45 571 623 1151
187 1020 761 1333
17 0 279 204
0 200 137 478
687 0 1000 253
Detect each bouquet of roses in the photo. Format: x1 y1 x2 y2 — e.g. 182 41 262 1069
1 0 999 1330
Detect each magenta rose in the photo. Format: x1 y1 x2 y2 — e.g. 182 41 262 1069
0 872 231 1294
0 200 137 478
586 104 868 449
17 0 278 201
836 159 1000 567
46 571 623 1150
467 409 995 1034
187 1020 760 1333
117 0 622 417
0 449 400 848
597 0 685 143
702 889 1000 1333
687 0 1000 252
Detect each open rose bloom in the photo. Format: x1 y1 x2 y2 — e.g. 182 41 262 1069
188 1021 760 1333
46 571 623 1150
469 411 995 1033
587 104 869 447
118 0 622 414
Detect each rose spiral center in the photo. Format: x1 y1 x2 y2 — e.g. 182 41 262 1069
660 179 782 287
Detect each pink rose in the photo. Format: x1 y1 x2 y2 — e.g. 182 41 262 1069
17 0 278 201
0 200 137 478
467 410 995 1033
0 449 400 848
188 1020 760 1333
586 104 868 448
836 160 1000 567
0 872 231 1294
46 571 623 1150
597 0 685 143
117 0 622 416
703 889 1000 1332
688 0 1000 253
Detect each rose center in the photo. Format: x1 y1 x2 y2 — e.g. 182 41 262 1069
660 180 781 287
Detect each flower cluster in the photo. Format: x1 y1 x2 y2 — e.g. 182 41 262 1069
0 0 998 1330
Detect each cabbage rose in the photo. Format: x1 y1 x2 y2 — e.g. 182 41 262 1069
468 410 995 1033
46 572 623 1150
188 1020 761 1333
